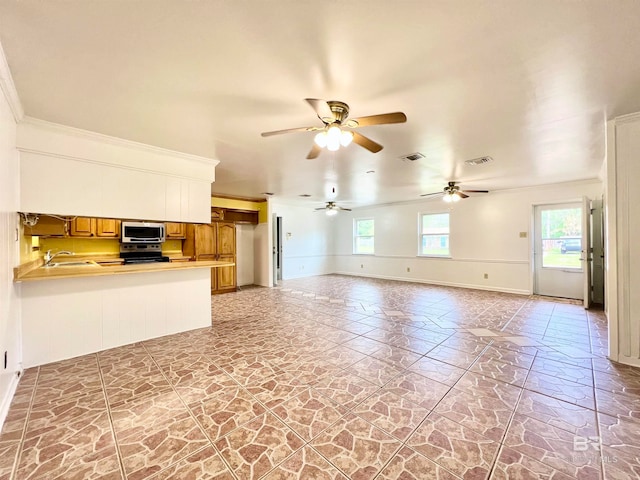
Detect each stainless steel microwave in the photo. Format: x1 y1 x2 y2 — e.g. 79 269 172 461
121 221 166 243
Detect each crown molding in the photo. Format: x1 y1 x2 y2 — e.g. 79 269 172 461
612 111 640 125
20 116 219 167
0 40 24 122
211 193 267 203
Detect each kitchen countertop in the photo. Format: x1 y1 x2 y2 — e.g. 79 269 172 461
14 258 234 283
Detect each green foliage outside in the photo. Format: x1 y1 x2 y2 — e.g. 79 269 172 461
543 248 581 269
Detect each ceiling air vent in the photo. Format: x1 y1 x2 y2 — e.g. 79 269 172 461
399 152 425 162
299 194 311 197
464 156 493 166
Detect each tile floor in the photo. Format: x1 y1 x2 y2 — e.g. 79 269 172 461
1 274 640 479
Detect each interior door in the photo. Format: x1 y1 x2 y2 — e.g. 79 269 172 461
276 216 283 282
582 196 592 308
272 215 282 285
534 202 585 300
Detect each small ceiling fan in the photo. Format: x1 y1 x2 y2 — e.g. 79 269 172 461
421 181 489 202
261 98 407 159
315 201 352 216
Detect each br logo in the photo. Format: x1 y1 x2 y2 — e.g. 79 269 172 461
573 436 601 452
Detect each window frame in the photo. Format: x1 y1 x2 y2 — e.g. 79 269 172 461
418 212 451 258
353 217 375 255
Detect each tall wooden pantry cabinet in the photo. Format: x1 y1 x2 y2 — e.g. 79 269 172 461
183 221 237 294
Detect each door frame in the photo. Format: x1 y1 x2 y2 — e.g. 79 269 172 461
272 214 283 285
530 198 587 300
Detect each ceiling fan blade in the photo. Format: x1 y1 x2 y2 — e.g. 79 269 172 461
261 125 320 137
314 207 326 211
338 207 352 211
306 144 322 159
458 192 470 199
352 132 383 153
461 189 489 193
305 98 335 122
420 192 444 197
349 112 407 127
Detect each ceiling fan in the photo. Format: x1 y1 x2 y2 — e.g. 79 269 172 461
315 201 352 216
261 98 407 159
421 181 489 202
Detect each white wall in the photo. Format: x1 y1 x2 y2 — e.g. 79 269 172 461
271 201 335 280
236 224 255 286
333 180 603 294
0 61 22 427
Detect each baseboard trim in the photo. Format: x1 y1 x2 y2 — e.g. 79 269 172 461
612 355 640 368
0 371 22 431
333 271 531 296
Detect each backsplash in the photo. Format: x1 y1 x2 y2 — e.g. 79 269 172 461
39 238 184 256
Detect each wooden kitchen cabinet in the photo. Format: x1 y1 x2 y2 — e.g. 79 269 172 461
70 217 120 238
70 217 96 237
23 215 67 236
215 223 236 293
96 219 121 238
165 222 186 239
184 222 236 294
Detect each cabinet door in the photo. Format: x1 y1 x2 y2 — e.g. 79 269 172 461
96 219 121 238
210 268 217 294
216 256 236 291
195 224 216 257
70 217 96 237
165 222 186 239
211 208 224 222
216 222 236 256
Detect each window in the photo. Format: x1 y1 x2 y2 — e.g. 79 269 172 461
420 213 450 256
354 218 374 254
540 205 582 269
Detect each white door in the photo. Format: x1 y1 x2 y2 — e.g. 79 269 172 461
534 202 585 300
582 196 592 308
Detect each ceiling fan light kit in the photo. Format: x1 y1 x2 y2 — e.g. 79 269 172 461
261 98 406 158
443 191 461 202
315 201 352 215
421 181 489 202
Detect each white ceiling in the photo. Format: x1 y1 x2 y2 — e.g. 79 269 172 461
2 1 640 208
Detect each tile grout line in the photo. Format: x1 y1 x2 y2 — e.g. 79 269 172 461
8 366 40 480
486 349 539 479
95 353 128 480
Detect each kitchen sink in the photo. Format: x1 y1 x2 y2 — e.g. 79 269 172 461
45 260 100 268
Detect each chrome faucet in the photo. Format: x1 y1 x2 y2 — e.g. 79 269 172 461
44 249 74 266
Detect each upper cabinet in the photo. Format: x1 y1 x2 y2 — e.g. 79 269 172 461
70 217 95 237
17 119 218 223
96 219 121 238
24 215 120 238
70 217 121 238
165 222 186 239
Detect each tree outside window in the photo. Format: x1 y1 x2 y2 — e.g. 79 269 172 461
354 218 374 254
420 213 449 256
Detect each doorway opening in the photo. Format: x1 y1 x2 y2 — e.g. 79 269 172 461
533 202 587 301
273 215 282 285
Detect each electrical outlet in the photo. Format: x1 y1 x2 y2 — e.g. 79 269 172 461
483 273 489 279
519 232 527 238
406 267 411 272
